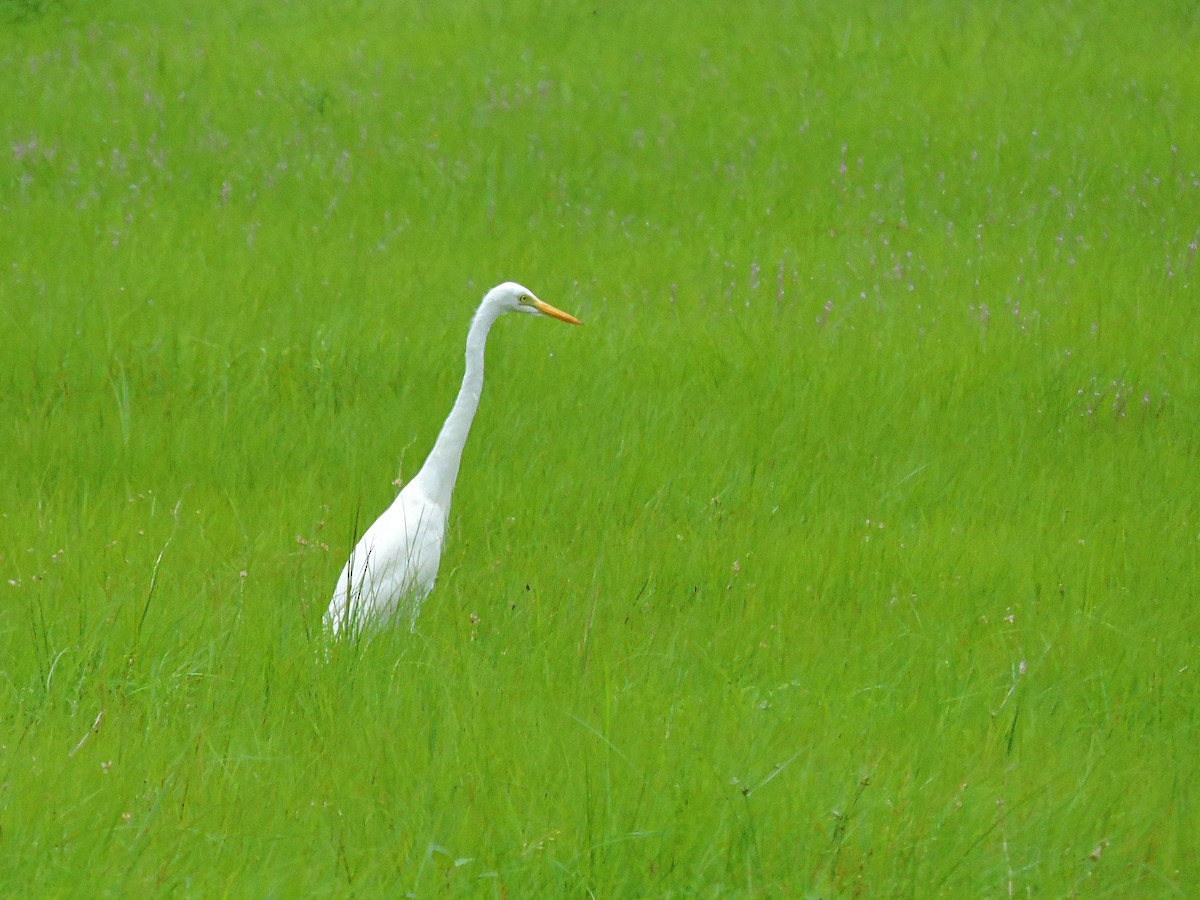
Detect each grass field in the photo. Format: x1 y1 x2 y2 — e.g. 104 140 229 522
2 1 1199 896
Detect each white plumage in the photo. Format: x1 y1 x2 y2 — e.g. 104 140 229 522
326 281 580 635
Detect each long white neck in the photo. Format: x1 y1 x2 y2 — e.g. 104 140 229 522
408 301 504 509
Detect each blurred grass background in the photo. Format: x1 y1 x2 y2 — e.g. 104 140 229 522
2 0 1198 896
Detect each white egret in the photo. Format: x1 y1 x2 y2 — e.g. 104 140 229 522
326 282 581 635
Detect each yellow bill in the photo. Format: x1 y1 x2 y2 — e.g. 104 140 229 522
534 299 582 325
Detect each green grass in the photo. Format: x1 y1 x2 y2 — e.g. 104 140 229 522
3 0 1199 896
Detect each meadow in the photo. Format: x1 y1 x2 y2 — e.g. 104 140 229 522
2 0 1198 896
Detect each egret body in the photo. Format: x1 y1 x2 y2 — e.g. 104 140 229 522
326 282 580 635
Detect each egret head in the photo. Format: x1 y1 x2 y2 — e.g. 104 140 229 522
487 281 582 325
